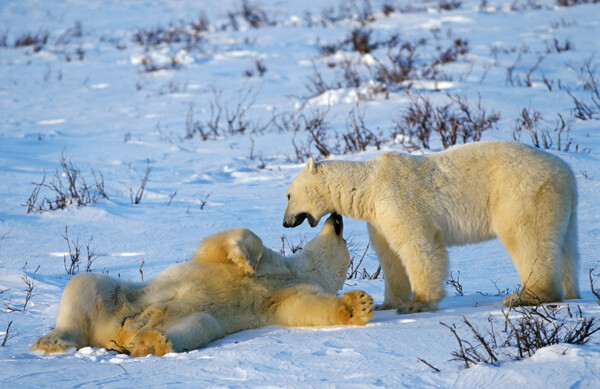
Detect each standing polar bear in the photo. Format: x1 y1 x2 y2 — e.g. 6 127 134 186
283 141 580 313
32 214 374 357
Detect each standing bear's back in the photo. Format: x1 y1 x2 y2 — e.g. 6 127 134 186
372 141 577 247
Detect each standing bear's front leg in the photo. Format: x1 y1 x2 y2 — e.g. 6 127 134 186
367 223 412 310
378 220 449 314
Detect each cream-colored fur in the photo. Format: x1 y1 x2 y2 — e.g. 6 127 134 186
32 214 373 357
283 141 580 313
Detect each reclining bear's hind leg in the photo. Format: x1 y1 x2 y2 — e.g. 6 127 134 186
367 223 411 310
32 273 112 353
31 328 81 354
164 313 225 353
126 313 226 357
32 273 140 354
269 285 374 327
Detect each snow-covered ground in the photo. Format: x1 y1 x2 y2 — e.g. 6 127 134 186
1 0 600 387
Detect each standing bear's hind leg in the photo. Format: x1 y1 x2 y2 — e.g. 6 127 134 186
560 210 580 300
496 202 565 306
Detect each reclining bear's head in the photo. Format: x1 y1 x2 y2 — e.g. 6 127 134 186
298 212 349 292
283 158 330 229
303 212 345 252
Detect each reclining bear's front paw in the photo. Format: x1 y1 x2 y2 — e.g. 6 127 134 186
339 290 374 326
130 328 174 357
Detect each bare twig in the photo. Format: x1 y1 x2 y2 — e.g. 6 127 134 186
21 274 34 310
590 263 600 305
62 226 95 275
524 56 544 87
440 321 472 368
446 271 464 296
167 191 177 206
63 226 81 275
24 153 108 213
92 170 109 200
279 235 305 255
395 92 499 150
85 238 96 272
371 265 382 279
461 316 498 363
343 105 382 153
130 159 152 204
200 193 210 210
445 301 600 369
304 106 333 159
2 321 13 347
24 174 45 213
417 357 441 372
347 243 370 279
139 258 145 281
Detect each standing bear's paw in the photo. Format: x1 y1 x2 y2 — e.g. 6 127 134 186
502 289 561 307
130 328 174 357
338 290 374 325
395 301 437 314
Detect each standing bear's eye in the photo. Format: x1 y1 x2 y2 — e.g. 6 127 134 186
287 194 291 200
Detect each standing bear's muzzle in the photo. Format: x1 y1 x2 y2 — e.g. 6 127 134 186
283 212 319 228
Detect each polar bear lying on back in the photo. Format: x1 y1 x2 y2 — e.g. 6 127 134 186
283 141 580 313
33 214 373 357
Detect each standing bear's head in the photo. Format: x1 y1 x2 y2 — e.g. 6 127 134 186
283 158 331 228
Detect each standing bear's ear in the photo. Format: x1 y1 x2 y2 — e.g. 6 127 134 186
306 157 317 173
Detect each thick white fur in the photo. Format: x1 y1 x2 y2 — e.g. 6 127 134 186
32 215 374 357
283 141 580 313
